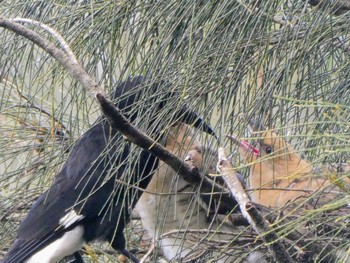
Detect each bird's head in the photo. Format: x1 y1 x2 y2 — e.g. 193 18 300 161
112 76 217 139
228 117 312 189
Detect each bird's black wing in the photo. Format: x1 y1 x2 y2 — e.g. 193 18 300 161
3 75 217 263
4 122 130 263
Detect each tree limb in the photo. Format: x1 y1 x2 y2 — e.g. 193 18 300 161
0 16 103 98
0 16 237 211
216 147 294 263
11 18 79 64
96 94 238 213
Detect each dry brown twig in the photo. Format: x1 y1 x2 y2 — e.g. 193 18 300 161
139 243 155 263
0 16 103 98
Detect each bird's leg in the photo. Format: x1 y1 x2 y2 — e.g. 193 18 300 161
67 251 84 263
119 248 140 263
109 233 139 263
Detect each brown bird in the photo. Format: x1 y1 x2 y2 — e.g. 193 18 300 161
135 123 266 262
229 119 348 209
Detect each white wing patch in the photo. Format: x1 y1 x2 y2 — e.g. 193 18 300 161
27 225 85 263
59 210 84 229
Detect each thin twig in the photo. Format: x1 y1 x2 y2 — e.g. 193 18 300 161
96 93 205 184
139 243 155 263
2 78 65 130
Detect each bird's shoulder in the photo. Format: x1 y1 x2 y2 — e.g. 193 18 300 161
16 121 125 240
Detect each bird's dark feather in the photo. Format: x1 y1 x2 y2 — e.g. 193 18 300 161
3 76 215 263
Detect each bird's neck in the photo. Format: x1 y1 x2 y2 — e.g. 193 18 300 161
252 154 312 184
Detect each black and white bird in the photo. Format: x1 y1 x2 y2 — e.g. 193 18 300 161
2 76 216 263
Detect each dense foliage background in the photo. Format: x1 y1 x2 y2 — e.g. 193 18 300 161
1 0 350 262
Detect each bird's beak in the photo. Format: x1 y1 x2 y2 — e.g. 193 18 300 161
177 106 218 139
230 115 266 157
227 134 260 156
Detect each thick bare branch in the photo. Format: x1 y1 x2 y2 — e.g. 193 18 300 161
11 18 79 64
97 94 239 211
216 147 294 263
0 16 102 98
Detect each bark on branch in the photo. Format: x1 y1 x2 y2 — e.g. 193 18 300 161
97 94 238 210
0 16 103 98
216 147 294 263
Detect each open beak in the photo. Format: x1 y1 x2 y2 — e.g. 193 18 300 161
228 114 267 157
227 134 260 156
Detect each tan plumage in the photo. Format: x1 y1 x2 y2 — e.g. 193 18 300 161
230 121 349 209
135 123 220 260
136 123 265 262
